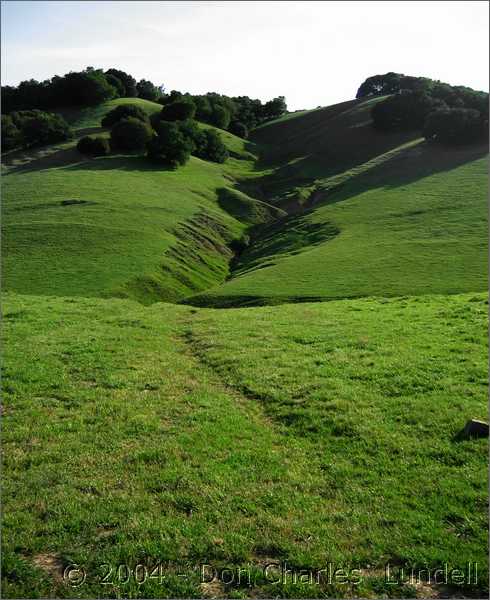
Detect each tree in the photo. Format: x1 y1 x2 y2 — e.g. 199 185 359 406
195 129 228 163
105 74 125 97
423 108 485 144
158 90 183 106
136 79 160 101
262 96 287 120
229 121 248 138
231 96 263 130
178 119 207 155
77 135 111 156
105 68 137 97
193 95 213 123
110 117 152 152
101 104 149 127
356 72 403 98
10 110 72 147
159 99 196 121
210 104 231 129
147 121 192 167
50 69 116 106
371 91 439 131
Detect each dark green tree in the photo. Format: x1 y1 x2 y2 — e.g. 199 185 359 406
159 99 196 121
178 119 207 154
11 110 72 147
158 90 183 105
136 79 161 101
210 104 231 129
110 117 152 152
356 72 403 98
147 121 192 167
50 69 116 106
371 91 439 131
262 96 287 120
105 74 125 97
105 68 137 97
229 121 248 138
195 129 228 163
77 135 111 156
101 104 149 127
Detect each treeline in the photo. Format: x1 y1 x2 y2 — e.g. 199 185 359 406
357 72 489 144
158 91 287 137
1 67 287 139
1 67 162 112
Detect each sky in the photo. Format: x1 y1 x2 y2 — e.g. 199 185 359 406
1 1 488 111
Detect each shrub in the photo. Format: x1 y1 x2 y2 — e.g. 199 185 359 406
110 117 152 152
195 129 228 163
159 100 196 121
77 135 110 156
147 121 192 167
10 110 72 147
172 120 229 163
423 108 486 144
101 104 149 127
193 96 213 123
149 111 163 130
1 114 22 150
229 121 248 138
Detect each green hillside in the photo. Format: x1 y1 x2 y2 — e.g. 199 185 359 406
3 96 487 307
2 98 264 304
193 141 488 306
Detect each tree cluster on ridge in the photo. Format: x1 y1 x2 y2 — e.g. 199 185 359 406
357 72 489 144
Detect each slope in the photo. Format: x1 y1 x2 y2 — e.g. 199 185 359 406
1 98 270 304
189 100 488 307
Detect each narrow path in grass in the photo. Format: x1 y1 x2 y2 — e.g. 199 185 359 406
176 309 284 434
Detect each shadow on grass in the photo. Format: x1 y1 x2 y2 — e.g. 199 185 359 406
63 155 176 173
314 141 489 210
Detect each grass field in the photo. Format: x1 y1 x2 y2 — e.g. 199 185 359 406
3 291 487 598
2 94 488 598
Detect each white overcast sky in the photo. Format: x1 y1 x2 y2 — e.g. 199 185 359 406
1 1 488 110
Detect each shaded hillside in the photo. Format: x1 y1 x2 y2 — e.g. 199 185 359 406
190 139 488 306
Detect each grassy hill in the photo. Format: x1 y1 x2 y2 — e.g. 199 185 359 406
192 140 488 306
3 96 487 307
2 98 267 304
